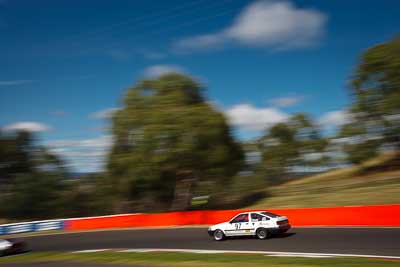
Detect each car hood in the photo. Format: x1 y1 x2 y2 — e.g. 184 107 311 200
209 222 228 230
0 240 12 251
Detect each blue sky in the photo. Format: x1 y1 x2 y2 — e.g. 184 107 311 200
1 0 400 172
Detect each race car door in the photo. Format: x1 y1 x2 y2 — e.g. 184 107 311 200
226 213 253 236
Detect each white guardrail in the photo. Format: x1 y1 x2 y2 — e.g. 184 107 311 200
0 213 140 235
0 220 65 235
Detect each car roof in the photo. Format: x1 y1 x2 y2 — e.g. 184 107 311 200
234 211 266 215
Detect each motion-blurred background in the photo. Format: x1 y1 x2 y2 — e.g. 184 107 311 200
0 0 399 222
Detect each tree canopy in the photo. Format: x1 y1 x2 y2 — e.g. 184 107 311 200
108 73 244 211
258 113 328 183
340 35 400 163
351 36 400 143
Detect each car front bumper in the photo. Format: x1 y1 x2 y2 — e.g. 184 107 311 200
1 240 27 256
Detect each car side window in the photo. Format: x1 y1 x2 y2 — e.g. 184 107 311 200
231 214 249 223
251 213 267 222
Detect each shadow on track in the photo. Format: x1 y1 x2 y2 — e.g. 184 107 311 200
220 232 296 241
272 232 296 239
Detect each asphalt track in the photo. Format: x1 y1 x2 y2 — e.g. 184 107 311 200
22 227 400 257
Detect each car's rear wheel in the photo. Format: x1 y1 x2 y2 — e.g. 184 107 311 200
213 229 225 241
256 228 270 239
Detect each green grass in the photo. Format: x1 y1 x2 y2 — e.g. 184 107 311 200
1 252 399 267
248 152 400 209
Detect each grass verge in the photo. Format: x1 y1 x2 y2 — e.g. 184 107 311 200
0 252 400 267
248 152 400 209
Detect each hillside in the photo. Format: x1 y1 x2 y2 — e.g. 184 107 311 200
248 151 400 209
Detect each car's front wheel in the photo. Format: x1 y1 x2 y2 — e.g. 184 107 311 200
213 229 225 241
256 228 270 239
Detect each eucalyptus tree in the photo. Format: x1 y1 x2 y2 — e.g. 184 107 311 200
108 73 243 211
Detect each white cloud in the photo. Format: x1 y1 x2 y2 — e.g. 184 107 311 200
268 96 303 107
319 110 352 127
143 51 166 60
174 0 327 52
175 34 225 51
47 135 113 173
47 135 112 148
50 110 68 117
0 80 34 86
2 121 51 132
225 103 288 131
90 107 120 120
108 49 131 61
144 64 184 77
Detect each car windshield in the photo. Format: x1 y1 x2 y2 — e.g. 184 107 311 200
261 212 280 218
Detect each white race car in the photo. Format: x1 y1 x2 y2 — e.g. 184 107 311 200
0 239 27 256
208 211 291 241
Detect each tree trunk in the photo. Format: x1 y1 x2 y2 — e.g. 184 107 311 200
170 170 196 211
